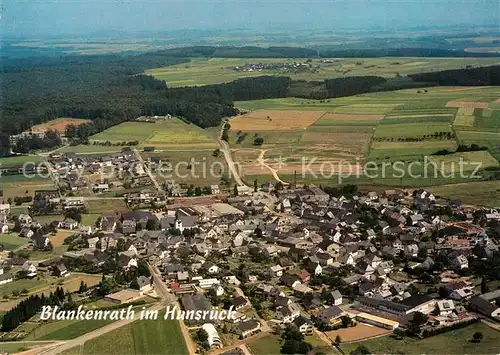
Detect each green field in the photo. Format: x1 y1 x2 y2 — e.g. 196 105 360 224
247 334 282 355
1 174 55 200
82 315 188 355
0 233 30 250
147 57 500 87
428 181 500 207
0 341 53 353
25 319 113 340
0 155 44 168
341 323 500 354
89 118 218 149
428 150 499 174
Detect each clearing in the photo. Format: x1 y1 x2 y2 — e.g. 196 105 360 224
31 118 90 134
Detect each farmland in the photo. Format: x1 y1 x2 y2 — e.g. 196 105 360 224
230 86 500 193
1 174 56 201
82 314 188 355
147 57 500 87
89 118 218 149
31 118 90 134
341 322 500 354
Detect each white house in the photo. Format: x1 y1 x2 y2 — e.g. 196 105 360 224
276 302 301 323
0 223 8 234
331 290 342 306
22 261 37 278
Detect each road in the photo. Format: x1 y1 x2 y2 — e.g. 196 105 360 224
147 263 197 354
257 149 289 185
38 264 197 355
133 148 162 191
218 122 247 188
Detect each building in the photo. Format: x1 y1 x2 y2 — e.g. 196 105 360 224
317 305 343 325
137 275 152 293
105 289 144 304
276 302 301 324
237 320 261 338
202 323 223 348
293 316 313 335
355 312 399 330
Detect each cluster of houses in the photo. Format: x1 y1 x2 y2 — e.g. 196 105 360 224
3 181 500 349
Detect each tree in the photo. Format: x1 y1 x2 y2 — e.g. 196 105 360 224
334 335 342 346
253 137 264 146
233 184 238 196
412 312 428 326
254 227 263 239
146 218 160 230
472 331 483 343
196 328 208 343
351 345 371 355
212 148 220 157
78 281 88 293
254 179 258 192
481 277 489 294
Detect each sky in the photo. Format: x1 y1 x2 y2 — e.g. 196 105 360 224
2 0 499 38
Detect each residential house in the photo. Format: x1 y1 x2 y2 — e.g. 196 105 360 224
22 261 37 277
276 302 301 323
293 316 313 335
331 290 342 306
137 275 152 293
317 305 343 325
87 237 100 249
237 320 261 338
52 263 69 277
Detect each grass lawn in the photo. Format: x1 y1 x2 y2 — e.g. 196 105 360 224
248 334 282 355
86 199 129 214
82 313 188 355
341 323 500 354
0 233 30 250
81 213 100 227
59 145 123 154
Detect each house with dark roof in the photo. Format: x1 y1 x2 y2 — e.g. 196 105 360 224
317 305 343 325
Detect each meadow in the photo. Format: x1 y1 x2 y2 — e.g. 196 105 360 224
341 323 500 355
147 57 500 87
82 314 188 355
89 118 218 149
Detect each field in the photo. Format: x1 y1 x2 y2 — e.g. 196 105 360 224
0 233 30 251
0 155 44 168
428 151 499 174
48 230 76 247
89 118 218 149
247 334 282 355
1 174 56 201
82 314 188 355
0 341 53 353
0 274 102 311
341 322 500 354
31 118 90 133
147 57 500 87
231 86 500 194
86 199 129 214
230 110 325 131
25 318 113 340
427 181 500 207
325 323 391 343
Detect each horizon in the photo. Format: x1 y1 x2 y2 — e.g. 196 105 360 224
2 0 499 38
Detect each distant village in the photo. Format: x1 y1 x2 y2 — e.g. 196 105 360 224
230 62 314 73
1 145 500 352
